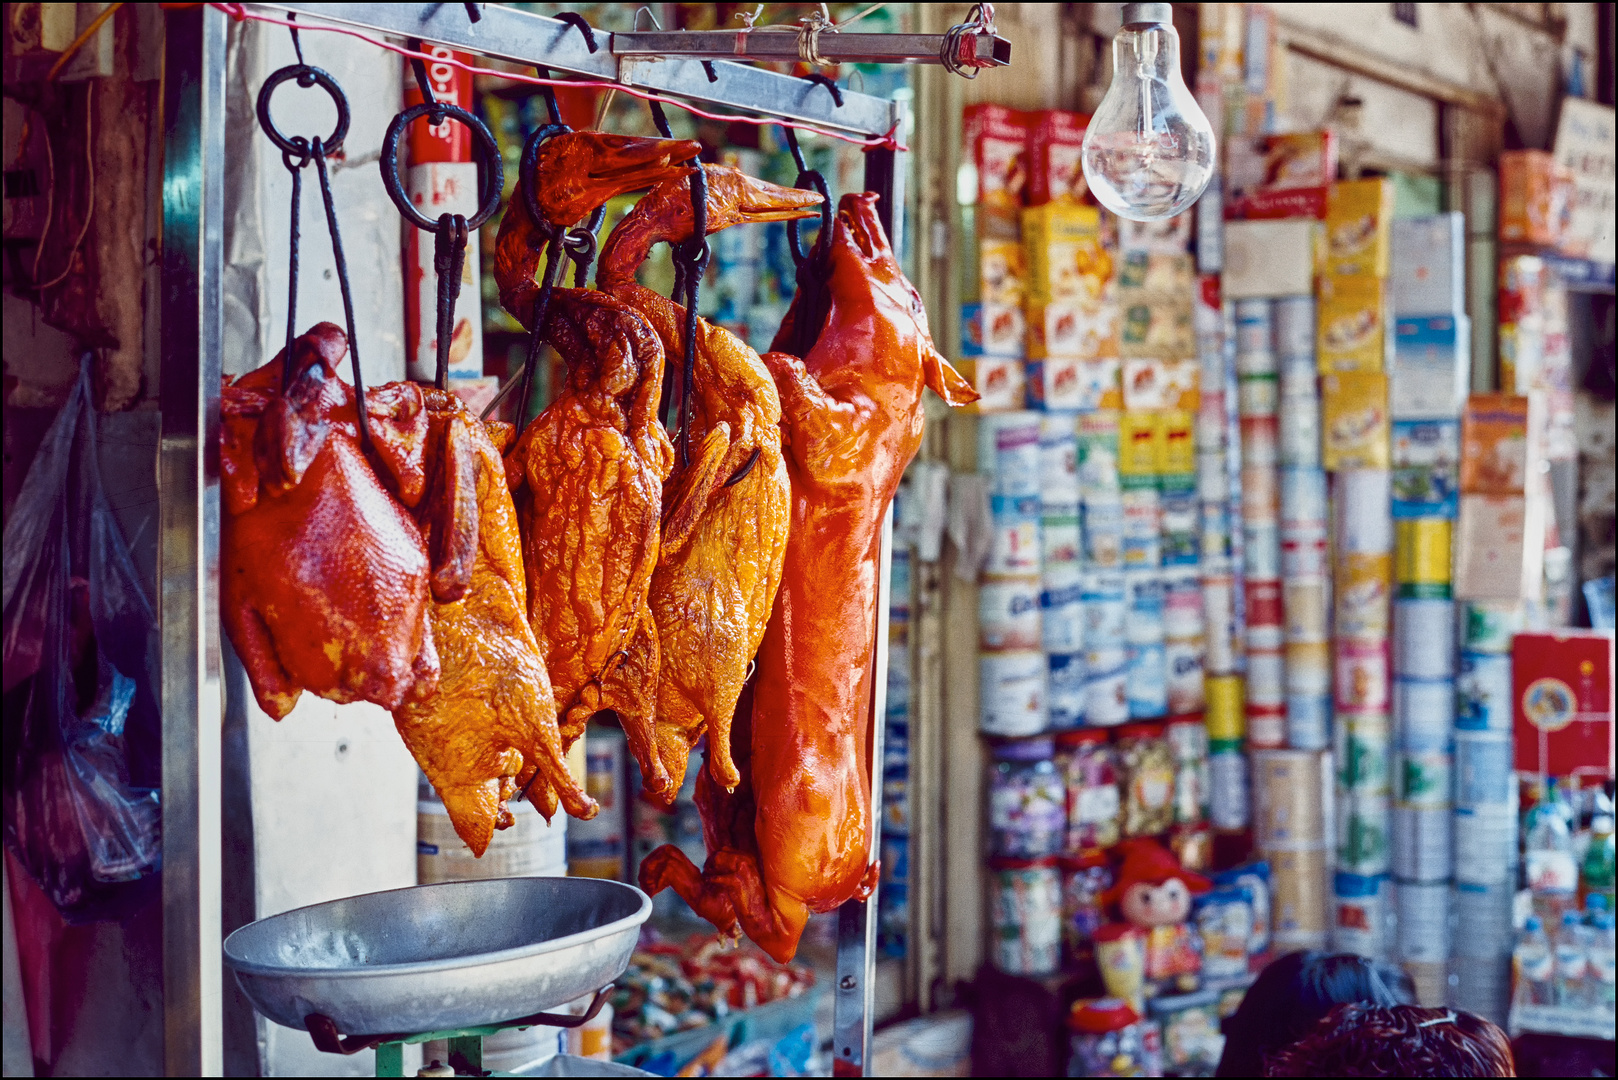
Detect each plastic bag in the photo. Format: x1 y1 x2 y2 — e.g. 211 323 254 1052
3 358 161 921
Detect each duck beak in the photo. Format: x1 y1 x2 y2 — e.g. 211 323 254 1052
726 169 825 224
580 133 703 198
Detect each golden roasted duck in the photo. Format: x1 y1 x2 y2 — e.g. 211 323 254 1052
390 390 597 854
492 133 697 799
640 194 978 962
220 323 441 720
592 166 820 799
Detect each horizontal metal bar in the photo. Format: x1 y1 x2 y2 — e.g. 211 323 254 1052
611 30 1011 67
253 3 902 136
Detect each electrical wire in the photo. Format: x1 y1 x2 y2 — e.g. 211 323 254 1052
32 92 95 294
208 4 905 151
45 2 125 81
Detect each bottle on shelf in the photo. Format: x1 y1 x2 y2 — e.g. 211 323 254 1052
1553 910 1590 1008
1588 910 1616 1010
1513 915 1554 1008
1581 813 1615 913
1526 782 1580 924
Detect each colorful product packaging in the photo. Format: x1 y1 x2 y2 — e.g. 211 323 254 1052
1391 213 1466 318
1022 203 1116 360
1321 370 1391 470
1392 315 1471 420
1027 357 1123 412
1459 394 1535 496
1323 178 1394 279
955 356 1027 414
1024 109 1090 207
1392 419 1461 518
1453 494 1535 602
1122 358 1200 412
1498 149 1572 247
964 104 1032 221
1224 131 1338 220
1318 275 1388 373
1511 631 1615 777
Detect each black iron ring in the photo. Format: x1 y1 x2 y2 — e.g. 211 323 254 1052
256 64 350 159
379 102 506 231
519 122 574 229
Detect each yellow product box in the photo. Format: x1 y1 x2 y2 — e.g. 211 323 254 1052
1021 202 1105 302
1025 298 1119 360
1321 369 1390 470
1335 552 1393 642
978 237 1027 308
1395 518 1454 590
1317 275 1388 373
955 359 1026 414
1157 409 1196 475
1119 298 1194 358
1122 357 1200 411
1324 178 1394 278
1118 409 1161 477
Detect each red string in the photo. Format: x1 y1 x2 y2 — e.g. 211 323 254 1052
209 4 905 152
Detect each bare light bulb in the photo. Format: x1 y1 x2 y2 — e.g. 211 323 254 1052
1081 3 1215 221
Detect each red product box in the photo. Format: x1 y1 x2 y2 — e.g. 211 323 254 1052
1224 132 1338 220
1513 631 1615 778
1025 109 1090 206
964 104 1032 213
404 44 475 163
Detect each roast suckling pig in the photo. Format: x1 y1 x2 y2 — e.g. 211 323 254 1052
221 323 441 720
390 390 597 854
492 133 697 802
639 194 978 962
593 166 820 798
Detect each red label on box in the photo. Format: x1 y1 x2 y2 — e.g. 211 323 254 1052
964 103 1031 209
1025 109 1090 206
404 45 475 164
1224 132 1338 221
1513 631 1615 778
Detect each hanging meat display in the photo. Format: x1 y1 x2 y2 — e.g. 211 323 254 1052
638 193 980 962
593 165 822 799
220 323 442 720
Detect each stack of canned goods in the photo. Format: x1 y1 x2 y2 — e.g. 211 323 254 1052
1451 598 1524 1020
1041 414 1086 729
1079 412 1131 726
987 737 1065 975
1251 749 1331 951
1235 299 1286 749
979 414 1049 736
1332 707 1392 958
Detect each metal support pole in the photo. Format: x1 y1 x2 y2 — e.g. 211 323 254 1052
159 5 226 1074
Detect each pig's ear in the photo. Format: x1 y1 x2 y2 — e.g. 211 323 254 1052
923 347 980 407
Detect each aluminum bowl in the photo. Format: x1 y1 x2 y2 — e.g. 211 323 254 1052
223 876 650 1037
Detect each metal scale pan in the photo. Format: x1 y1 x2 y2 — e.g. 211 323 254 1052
224 877 651 1039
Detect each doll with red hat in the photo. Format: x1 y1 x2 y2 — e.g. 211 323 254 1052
1102 837 1212 994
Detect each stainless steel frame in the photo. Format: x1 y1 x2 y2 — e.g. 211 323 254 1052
158 4 954 1073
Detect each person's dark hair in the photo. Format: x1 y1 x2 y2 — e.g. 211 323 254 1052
1262 1003 1516 1077
1214 951 1414 1077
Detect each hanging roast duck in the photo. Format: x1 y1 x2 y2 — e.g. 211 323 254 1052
639 193 979 962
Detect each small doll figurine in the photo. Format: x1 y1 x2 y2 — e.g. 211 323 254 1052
1102 837 1212 994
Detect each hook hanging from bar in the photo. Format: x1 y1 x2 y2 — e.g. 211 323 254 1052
799 71 843 108
555 11 598 53
781 126 835 359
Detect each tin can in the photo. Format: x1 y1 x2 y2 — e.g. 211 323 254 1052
1395 518 1453 595
1452 881 1515 960
1252 750 1328 847
1453 804 1518 886
988 858 1063 975
1268 846 1331 940
980 651 1048 736
1280 467 1329 526
1124 570 1165 644
1393 806 1453 881
1285 578 1331 644
1197 394 1228 450
987 509 1042 576
1084 647 1131 726
1121 488 1162 569
1209 743 1250 830
1282 525 1331 577
1240 465 1280 522
1200 502 1234 570
1273 295 1316 358
1394 677 1455 746
1244 520 1282 580
1246 648 1286 708
1279 392 1323 468
1039 413 1082 506
1047 652 1088 730
1205 675 1246 741
1197 451 1231 502
1245 579 1285 632
1286 693 1331 750
1126 642 1169 719
1280 362 1318 396
1234 298 1274 358
1238 374 1279 418
1395 879 1451 963
1454 732 1512 809
1162 570 1204 638
1166 638 1206 715
1336 470 1394 554
1252 705 1285 753
1203 578 1240 675
1082 496 1125 571
1160 490 1200 568
979 577 1044 651
1458 600 1522 654
1396 746 1453 809
1336 795 1392 875
1336 553 1392 641
1335 710 1392 795
1041 513 1082 568
1454 651 1512 732
1286 641 1332 696
1239 416 1281 467
1394 598 1456 678
980 413 1043 499
1082 573 1127 648
1041 576 1086 653
1336 641 1391 711
1332 871 1389 958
